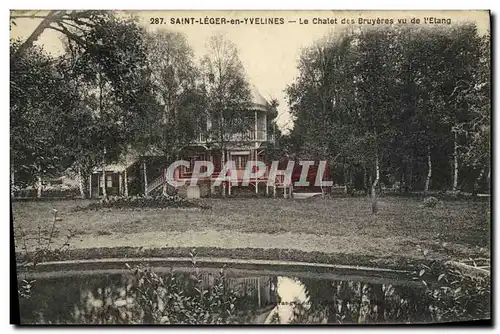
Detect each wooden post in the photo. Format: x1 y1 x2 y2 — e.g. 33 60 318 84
124 169 129 197
118 172 123 196
143 161 148 196
102 170 107 199
254 110 258 140
89 174 92 198
255 150 258 194
257 277 261 308
264 111 268 141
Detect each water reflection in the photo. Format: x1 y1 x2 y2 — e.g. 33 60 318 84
18 268 489 324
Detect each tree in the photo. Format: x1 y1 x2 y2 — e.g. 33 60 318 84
10 10 110 61
11 13 153 199
64 15 152 199
286 32 364 189
200 33 252 195
131 29 206 195
286 23 490 212
140 30 202 153
10 42 79 197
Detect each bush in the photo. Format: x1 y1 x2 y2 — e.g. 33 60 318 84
82 195 211 211
412 260 490 322
73 250 249 324
13 187 80 199
423 196 440 208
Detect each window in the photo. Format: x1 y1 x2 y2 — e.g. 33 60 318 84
106 175 113 188
233 155 249 170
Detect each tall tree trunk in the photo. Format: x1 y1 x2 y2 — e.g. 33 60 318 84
162 167 168 196
143 161 148 196
221 148 226 197
36 164 42 199
78 166 86 199
37 176 42 198
363 166 368 195
399 162 404 195
348 166 354 195
88 174 92 198
102 149 107 199
99 72 107 200
124 169 129 197
472 167 485 197
11 168 14 198
371 154 380 214
452 131 458 191
424 145 432 196
343 160 349 193
487 168 491 193
373 284 385 322
406 155 413 193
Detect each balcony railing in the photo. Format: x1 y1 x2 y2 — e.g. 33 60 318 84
194 130 269 144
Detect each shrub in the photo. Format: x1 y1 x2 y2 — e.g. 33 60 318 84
16 209 77 300
412 260 490 322
81 195 211 211
73 250 249 324
423 196 440 208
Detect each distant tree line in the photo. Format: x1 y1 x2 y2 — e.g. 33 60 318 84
285 24 490 212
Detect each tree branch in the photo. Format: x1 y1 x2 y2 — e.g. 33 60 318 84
11 10 62 60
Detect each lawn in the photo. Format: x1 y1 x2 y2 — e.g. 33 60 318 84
12 196 490 263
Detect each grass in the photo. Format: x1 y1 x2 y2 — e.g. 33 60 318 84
12 196 490 262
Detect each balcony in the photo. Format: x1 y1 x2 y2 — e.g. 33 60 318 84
194 130 270 144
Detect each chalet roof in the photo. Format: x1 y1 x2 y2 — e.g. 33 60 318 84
250 84 271 112
93 150 140 173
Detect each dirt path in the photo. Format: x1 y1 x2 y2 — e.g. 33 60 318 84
72 228 480 261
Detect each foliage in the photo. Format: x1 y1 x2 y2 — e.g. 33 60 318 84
411 251 491 322
14 187 80 199
63 14 153 179
17 243 490 324
10 12 154 197
16 209 77 268
16 209 77 300
423 196 440 208
135 30 203 158
71 250 248 324
10 42 79 188
80 195 211 210
200 33 253 144
287 24 490 197
10 10 111 60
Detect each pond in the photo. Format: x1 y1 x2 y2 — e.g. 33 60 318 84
17 263 490 324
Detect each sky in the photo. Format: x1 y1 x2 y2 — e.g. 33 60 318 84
10 10 490 132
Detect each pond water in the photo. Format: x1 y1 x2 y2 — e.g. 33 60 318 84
18 265 490 324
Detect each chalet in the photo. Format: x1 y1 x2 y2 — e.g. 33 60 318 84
90 85 279 198
90 85 338 198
